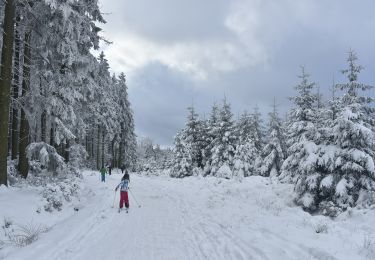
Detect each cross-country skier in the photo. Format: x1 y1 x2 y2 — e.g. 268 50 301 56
115 171 130 213
120 164 126 174
100 166 107 182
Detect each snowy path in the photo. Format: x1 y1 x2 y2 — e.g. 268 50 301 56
4 171 374 260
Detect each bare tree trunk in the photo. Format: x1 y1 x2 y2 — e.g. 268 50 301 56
111 136 115 167
96 125 100 170
118 122 124 167
41 110 46 142
101 130 105 168
18 32 31 179
49 118 54 147
64 140 70 162
11 15 21 160
0 0 15 186
91 133 94 160
85 134 88 157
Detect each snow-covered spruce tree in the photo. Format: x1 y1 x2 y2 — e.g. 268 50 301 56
249 106 264 152
117 73 137 170
232 111 259 178
203 103 220 175
247 106 265 176
208 99 236 178
260 100 287 177
28 0 106 148
181 106 205 168
327 78 341 123
280 66 319 183
236 111 252 144
171 132 193 178
296 51 375 215
233 138 259 179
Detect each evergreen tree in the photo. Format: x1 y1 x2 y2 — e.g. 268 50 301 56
203 103 220 175
236 111 252 144
249 106 264 151
280 66 319 183
209 99 236 178
233 110 260 177
171 132 193 178
117 73 137 169
295 51 375 215
233 139 258 179
260 100 287 177
181 106 204 168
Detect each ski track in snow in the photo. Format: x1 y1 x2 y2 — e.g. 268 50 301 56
3 171 371 260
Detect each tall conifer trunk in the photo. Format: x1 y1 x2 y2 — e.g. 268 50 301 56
18 32 31 178
0 0 15 186
101 131 105 168
11 15 21 160
96 125 100 170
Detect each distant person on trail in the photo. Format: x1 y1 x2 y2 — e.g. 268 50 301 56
120 164 126 174
115 170 130 212
100 166 107 182
108 163 112 175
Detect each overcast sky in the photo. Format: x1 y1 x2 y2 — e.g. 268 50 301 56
98 0 375 146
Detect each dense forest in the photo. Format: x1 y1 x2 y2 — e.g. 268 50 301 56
0 0 137 186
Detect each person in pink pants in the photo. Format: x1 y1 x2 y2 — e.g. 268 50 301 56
115 172 130 212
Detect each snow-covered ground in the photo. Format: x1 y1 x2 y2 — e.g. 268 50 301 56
1 171 375 260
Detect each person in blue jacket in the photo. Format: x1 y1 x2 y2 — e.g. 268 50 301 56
115 171 130 212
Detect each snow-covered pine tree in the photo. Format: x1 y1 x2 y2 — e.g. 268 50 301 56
117 73 137 170
327 77 341 122
249 106 264 151
28 0 105 148
232 111 259 177
280 66 319 183
171 132 193 178
233 139 259 179
203 103 220 176
209 98 236 178
295 51 375 215
260 100 287 177
181 106 204 168
236 111 252 144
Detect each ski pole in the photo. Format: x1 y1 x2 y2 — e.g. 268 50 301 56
129 189 141 208
112 190 117 208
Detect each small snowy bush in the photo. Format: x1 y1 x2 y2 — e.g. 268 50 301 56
2 217 13 229
359 234 375 259
319 201 343 218
42 177 81 212
216 164 232 179
27 142 66 175
2 221 49 247
314 221 328 234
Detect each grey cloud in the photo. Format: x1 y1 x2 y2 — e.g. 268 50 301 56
101 0 232 43
98 0 375 145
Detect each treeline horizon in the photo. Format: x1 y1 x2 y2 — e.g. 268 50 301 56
171 50 375 216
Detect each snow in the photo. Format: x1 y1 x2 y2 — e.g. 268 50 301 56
320 174 333 189
1 171 375 260
336 178 348 197
216 164 232 179
39 147 50 166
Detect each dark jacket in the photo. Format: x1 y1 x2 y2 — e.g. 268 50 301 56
125 173 130 181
